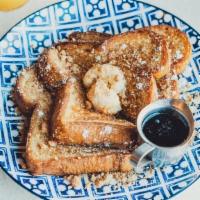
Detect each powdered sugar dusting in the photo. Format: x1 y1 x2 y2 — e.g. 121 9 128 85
95 55 101 62
68 77 77 83
101 125 113 135
38 110 44 117
175 50 183 60
46 64 51 70
82 128 89 138
136 83 144 90
121 44 127 49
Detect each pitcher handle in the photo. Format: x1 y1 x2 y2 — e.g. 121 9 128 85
131 143 155 173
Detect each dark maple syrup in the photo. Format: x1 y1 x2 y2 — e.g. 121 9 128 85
142 108 189 147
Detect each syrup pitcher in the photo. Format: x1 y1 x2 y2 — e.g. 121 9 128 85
131 99 194 173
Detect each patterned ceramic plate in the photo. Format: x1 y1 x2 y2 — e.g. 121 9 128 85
1 0 200 199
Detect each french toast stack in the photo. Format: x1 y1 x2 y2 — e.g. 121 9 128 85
14 25 191 176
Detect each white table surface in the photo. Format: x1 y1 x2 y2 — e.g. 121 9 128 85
0 0 200 199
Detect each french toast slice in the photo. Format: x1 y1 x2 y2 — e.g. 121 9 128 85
27 106 133 175
145 25 189 98
51 78 137 148
96 30 167 121
36 31 112 91
36 42 96 91
97 29 170 79
68 31 112 45
15 68 134 175
148 25 191 74
14 67 51 115
67 30 179 105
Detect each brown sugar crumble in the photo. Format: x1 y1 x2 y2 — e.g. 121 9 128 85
64 166 156 189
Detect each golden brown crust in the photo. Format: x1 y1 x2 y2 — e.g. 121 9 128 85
68 31 112 45
36 42 96 91
148 25 192 74
141 26 187 99
14 84 34 115
27 153 133 175
26 107 134 175
14 61 134 175
37 31 113 91
51 79 137 148
13 67 51 115
97 29 170 78
14 68 35 115
96 30 166 121
36 48 69 91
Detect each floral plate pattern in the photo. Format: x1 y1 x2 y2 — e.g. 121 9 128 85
1 0 200 199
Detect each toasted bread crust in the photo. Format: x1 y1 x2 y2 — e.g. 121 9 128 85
36 32 112 91
51 79 137 147
26 106 133 175
96 30 164 121
13 67 51 115
97 29 170 79
142 25 186 98
68 31 112 45
36 42 96 90
27 154 133 175
148 25 192 74
14 59 134 175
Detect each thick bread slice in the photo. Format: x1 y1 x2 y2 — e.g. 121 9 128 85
36 42 96 90
97 30 163 121
14 67 51 115
51 78 137 148
97 29 170 79
67 29 181 102
15 65 134 175
148 25 192 74
68 31 112 45
67 30 179 112
27 106 133 175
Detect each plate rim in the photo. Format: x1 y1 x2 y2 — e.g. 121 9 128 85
0 0 199 199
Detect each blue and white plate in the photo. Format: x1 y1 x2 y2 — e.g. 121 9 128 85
1 0 200 199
